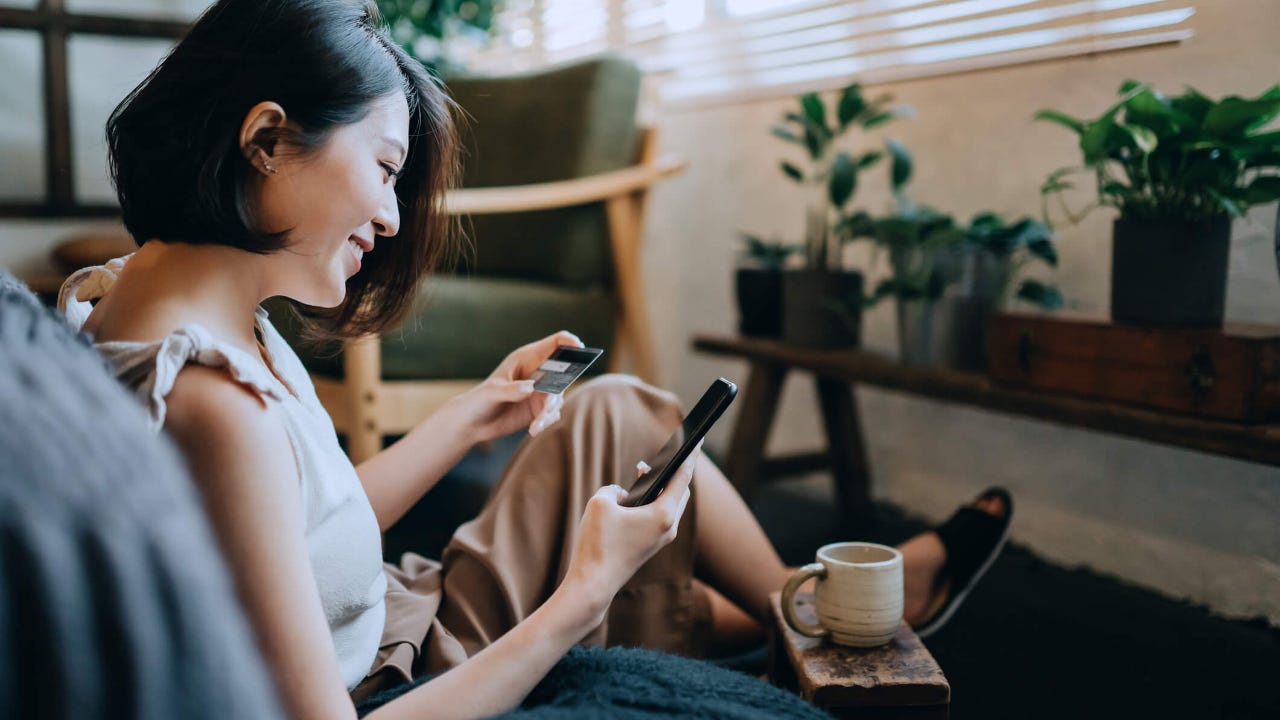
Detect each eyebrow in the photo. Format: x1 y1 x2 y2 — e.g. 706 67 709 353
383 138 407 165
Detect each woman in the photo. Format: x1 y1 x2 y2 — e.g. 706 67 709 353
59 1 1011 718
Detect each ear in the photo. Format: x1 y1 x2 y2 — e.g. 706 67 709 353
239 101 288 175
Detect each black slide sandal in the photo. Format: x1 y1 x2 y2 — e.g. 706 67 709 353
914 487 1014 638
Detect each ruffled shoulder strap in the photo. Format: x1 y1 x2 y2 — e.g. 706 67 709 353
58 254 131 331
99 324 288 433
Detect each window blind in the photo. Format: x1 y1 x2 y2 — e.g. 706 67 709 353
469 0 1195 107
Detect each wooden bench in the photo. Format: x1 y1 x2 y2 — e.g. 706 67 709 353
694 334 1280 524
769 591 950 719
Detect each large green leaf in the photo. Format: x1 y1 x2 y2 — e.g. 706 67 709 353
857 151 884 168
862 111 897 129
828 151 857 208
1245 175 1280 205
1080 117 1126 164
1203 94 1280 138
887 138 912 191
1034 109 1085 135
837 84 866 129
780 161 804 182
841 210 877 238
1027 238 1058 267
1170 86 1214 124
771 125 803 144
801 93 828 138
1123 87 1189 137
1017 280 1064 309
1116 121 1159 153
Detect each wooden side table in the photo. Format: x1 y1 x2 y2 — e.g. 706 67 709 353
769 591 949 719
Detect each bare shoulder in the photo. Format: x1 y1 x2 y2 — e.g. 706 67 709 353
162 364 297 487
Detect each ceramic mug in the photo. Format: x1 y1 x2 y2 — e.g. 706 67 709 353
780 541 904 647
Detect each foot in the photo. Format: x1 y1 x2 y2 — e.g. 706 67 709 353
900 492 1008 627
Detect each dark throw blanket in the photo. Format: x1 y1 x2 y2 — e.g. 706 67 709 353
357 645 831 719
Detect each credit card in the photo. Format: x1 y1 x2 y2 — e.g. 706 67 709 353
530 346 603 394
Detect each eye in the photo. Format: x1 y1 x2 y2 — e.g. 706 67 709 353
380 163 403 183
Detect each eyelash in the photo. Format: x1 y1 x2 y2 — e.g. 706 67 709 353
381 163 404 182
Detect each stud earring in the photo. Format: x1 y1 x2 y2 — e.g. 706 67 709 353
264 163 278 175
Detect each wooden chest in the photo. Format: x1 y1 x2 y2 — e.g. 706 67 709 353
987 313 1280 423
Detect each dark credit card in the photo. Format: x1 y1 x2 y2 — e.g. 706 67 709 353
530 346 603 394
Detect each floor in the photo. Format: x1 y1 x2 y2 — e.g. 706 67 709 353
383 435 1280 719
752 473 1280 720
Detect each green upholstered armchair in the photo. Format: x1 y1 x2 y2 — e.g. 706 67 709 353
276 55 683 462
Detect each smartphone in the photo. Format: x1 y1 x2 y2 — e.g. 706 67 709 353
622 378 738 507
531 345 604 394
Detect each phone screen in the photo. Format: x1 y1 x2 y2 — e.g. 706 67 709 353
623 378 736 507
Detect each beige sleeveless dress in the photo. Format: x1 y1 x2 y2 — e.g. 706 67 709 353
59 255 705 699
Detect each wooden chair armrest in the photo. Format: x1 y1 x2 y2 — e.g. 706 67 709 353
443 154 686 215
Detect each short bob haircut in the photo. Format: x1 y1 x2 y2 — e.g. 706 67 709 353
106 0 459 338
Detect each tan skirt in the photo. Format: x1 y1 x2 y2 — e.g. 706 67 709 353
352 375 710 700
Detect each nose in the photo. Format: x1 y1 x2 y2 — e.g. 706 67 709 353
372 188 401 238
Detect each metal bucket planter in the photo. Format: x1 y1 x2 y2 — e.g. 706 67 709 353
895 248 1011 370
1111 217 1231 327
781 269 863 348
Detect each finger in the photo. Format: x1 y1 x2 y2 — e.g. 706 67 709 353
672 486 692 526
529 408 561 436
494 379 536 400
595 484 628 505
546 330 584 349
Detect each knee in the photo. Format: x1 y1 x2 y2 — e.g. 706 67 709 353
563 374 683 430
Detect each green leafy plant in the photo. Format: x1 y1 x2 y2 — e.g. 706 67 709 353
768 83 913 269
1036 80 1280 225
738 234 800 270
376 0 497 72
839 140 965 305
964 212 1063 309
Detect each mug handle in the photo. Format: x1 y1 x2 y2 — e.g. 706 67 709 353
781 562 828 638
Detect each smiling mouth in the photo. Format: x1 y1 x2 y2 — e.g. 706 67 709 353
347 235 374 264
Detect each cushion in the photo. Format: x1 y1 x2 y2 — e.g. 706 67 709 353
445 54 642 287
0 270 284 719
272 274 616 381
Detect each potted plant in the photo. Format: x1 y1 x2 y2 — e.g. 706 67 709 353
735 234 798 337
948 212 1062 370
762 83 912 347
1037 80 1280 326
844 140 966 366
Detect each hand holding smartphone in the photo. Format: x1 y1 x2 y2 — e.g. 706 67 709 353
622 378 737 507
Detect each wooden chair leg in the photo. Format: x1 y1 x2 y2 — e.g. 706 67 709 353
344 335 382 464
724 361 787 503
606 193 658 384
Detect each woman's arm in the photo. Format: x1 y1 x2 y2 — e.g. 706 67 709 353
357 331 579 531
165 367 359 720
167 365 695 720
370 463 696 720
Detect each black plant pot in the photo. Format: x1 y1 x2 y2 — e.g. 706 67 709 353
781 269 863 348
735 268 783 337
1111 217 1231 327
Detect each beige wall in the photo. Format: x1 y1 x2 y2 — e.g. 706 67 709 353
2 0 1277 622
645 0 1280 624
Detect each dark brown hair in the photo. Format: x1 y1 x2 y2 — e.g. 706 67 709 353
106 0 460 338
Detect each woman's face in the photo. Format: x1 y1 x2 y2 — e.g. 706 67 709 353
252 93 409 307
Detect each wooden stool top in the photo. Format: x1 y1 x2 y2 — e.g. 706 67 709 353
769 591 950 711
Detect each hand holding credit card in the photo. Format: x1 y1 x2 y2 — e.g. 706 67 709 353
531 346 604 394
